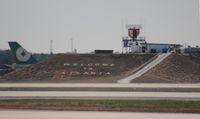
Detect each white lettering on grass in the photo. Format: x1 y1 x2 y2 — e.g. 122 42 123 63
102 64 109 66
64 63 70 66
73 63 78 66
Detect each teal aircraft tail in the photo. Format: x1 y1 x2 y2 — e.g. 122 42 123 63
8 41 37 65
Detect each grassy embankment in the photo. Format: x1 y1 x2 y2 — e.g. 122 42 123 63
0 99 200 113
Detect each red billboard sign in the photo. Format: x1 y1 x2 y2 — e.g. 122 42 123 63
128 28 140 39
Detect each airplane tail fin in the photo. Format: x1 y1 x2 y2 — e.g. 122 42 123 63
8 41 37 64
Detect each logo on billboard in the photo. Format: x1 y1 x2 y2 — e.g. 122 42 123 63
126 24 141 39
128 28 140 38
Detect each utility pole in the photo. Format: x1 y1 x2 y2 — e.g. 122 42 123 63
50 40 53 55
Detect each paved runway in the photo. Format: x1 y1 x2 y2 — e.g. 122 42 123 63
0 110 200 119
0 91 200 100
0 83 200 100
0 83 200 88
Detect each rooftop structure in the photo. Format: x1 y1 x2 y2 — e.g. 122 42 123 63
122 24 181 53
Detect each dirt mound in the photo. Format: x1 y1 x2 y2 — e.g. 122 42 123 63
0 54 155 83
132 54 200 83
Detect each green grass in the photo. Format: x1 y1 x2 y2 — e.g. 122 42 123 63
0 100 200 113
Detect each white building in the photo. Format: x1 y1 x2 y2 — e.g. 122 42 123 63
130 41 181 53
129 40 147 53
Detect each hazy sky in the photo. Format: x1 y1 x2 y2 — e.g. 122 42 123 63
0 0 199 53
